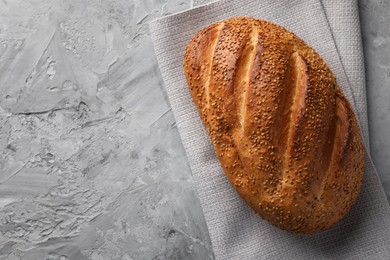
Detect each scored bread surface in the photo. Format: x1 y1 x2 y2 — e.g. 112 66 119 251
183 17 364 234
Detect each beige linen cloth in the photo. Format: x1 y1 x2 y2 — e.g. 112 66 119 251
149 0 390 259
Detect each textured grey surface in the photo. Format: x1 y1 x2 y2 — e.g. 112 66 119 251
0 0 213 259
359 0 390 201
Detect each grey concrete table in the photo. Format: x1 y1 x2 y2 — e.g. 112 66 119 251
0 0 388 259
359 0 390 200
0 0 212 259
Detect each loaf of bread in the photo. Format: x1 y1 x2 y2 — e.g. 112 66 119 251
183 17 364 233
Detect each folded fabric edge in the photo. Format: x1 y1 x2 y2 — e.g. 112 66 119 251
320 0 370 149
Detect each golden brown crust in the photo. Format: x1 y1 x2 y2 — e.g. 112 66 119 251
183 17 364 234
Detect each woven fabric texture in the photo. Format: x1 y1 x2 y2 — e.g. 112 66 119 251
150 0 390 259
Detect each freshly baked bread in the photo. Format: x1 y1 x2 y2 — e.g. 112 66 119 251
183 17 364 234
